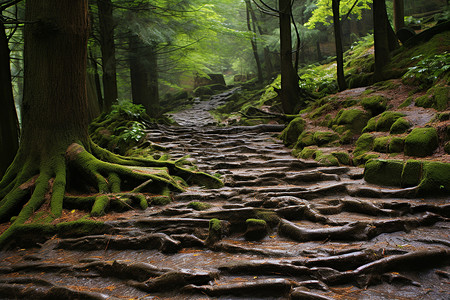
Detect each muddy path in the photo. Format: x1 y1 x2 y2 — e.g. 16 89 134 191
0 89 449 299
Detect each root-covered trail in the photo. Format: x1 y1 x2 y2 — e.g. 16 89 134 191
0 90 449 299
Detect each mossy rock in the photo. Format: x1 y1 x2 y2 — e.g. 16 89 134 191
333 109 370 134
150 196 171 206
187 201 212 211
353 133 375 156
298 146 317 159
375 111 405 132
415 85 450 111
438 112 450 122
418 161 450 195
331 151 352 166
347 72 373 89
401 160 422 187
404 127 439 157
294 131 315 149
399 96 413 108
313 131 340 146
340 129 353 144
245 218 269 241
316 153 340 166
193 85 213 97
390 117 411 134
280 117 305 146
205 218 229 245
445 141 450 154
364 159 404 186
361 95 387 116
353 153 379 167
373 136 391 153
309 103 332 119
389 137 405 153
362 117 377 133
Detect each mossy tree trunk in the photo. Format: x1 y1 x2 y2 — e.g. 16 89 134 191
0 22 20 179
332 0 347 91
97 0 118 111
279 0 301 114
129 35 160 117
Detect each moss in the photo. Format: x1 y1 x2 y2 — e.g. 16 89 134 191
245 218 268 241
255 210 280 226
353 153 379 167
91 195 109 217
418 161 450 195
401 160 422 187
209 218 222 232
193 85 213 96
361 95 387 116
389 137 405 153
399 96 413 108
340 129 354 144
415 85 450 111
362 117 377 133
333 109 370 134
353 133 375 156
373 136 391 153
187 201 212 211
294 131 315 149
279 117 305 146
332 152 351 165
316 153 340 166
375 111 405 132
309 103 332 119
390 117 411 134
445 141 450 154
347 72 374 89
298 146 317 159
438 112 450 121
333 125 347 134
404 127 439 157
313 131 340 146
246 218 267 226
150 196 171 206
373 80 400 90
364 159 404 186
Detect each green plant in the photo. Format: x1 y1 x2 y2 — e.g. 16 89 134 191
402 52 450 89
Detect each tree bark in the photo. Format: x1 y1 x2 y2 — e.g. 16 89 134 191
332 0 347 91
0 22 19 179
279 0 301 114
373 0 390 82
393 0 405 33
245 0 263 83
97 0 118 111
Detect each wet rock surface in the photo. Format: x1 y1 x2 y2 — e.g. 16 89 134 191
0 89 449 299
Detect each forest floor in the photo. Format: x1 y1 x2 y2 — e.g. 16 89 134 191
0 88 449 299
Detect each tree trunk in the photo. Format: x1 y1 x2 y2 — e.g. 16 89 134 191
245 0 263 83
373 0 390 82
97 0 118 111
0 22 19 179
279 0 301 114
89 49 104 112
393 0 405 33
129 35 160 117
332 0 347 91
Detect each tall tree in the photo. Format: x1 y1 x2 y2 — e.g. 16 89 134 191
332 0 347 91
0 0 218 246
97 0 118 110
393 0 405 33
0 20 19 179
245 0 263 83
373 0 391 82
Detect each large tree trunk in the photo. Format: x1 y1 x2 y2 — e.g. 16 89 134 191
332 0 347 91
279 0 301 114
373 0 391 82
97 0 118 111
0 22 19 179
129 35 160 117
393 0 405 33
245 0 263 83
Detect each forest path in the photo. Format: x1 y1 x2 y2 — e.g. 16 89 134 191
0 88 449 299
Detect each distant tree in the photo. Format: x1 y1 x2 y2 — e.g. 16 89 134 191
0 18 19 179
332 0 347 91
245 0 263 83
393 0 405 32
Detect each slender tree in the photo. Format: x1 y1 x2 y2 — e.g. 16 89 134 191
332 0 347 91
245 0 263 83
393 0 405 33
0 21 19 179
373 0 391 82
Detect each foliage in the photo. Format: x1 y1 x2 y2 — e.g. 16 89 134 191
299 64 338 97
402 52 450 89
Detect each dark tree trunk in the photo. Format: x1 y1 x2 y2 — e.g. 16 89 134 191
245 0 263 83
393 0 405 33
279 0 301 114
129 35 160 117
89 49 104 112
97 0 118 110
0 22 19 179
332 0 347 91
373 0 391 82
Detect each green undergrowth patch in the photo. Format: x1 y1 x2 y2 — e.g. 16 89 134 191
188 201 212 211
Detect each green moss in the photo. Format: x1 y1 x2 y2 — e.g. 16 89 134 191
373 80 400 90
90 195 109 217
333 125 348 134
294 131 315 150
414 85 449 111
399 96 413 108
404 127 439 157
246 218 267 226
353 153 379 167
361 95 387 116
347 72 374 89
309 103 332 119
389 137 405 153
401 160 422 187
364 159 404 186
390 117 411 134
332 152 351 165
362 117 377 133
150 196 171 206
375 111 405 132
279 117 305 146
353 133 375 156
373 136 391 153
340 129 353 144
313 131 340 146
438 112 450 121
193 85 214 96
255 210 280 226
418 161 450 195
209 218 222 232
316 153 340 166
333 109 370 134
298 146 317 159
187 201 212 211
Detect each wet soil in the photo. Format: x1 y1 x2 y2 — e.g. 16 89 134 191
0 89 449 299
